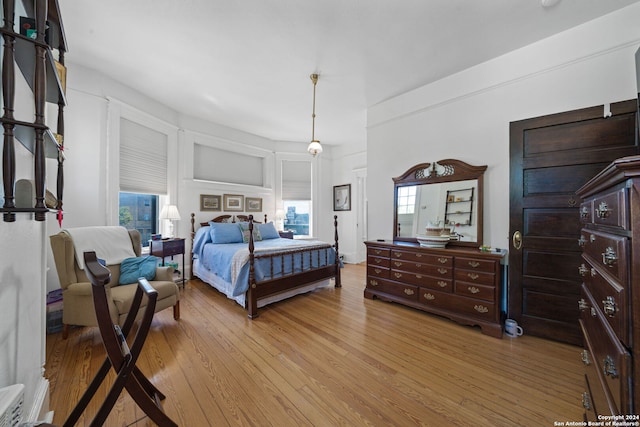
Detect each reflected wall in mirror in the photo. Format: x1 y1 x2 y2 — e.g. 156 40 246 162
393 159 487 247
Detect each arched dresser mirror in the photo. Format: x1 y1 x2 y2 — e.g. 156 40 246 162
393 159 487 248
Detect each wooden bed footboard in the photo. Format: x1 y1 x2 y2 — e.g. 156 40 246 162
190 213 341 318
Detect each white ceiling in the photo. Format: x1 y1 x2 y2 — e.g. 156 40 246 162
58 0 640 149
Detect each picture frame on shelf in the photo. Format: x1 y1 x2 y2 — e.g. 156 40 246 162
245 197 262 212
333 184 351 211
223 194 244 212
200 194 221 212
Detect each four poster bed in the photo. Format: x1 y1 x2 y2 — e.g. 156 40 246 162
190 213 341 318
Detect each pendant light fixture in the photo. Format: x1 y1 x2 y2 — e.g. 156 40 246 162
307 73 323 156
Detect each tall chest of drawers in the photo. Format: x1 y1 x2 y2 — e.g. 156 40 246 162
576 155 640 417
364 241 505 338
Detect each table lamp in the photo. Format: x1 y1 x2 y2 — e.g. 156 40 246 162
160 205 181 238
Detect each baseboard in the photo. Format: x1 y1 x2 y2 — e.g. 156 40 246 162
25 377 50 423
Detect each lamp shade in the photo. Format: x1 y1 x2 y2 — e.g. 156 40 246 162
160 205 181 221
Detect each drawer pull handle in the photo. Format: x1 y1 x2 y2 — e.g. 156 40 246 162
374 250 382 255
394 252 402 258
424 293 435 300
582 392 591 410
416 263 422 268
578 264 588 276
580 206 589 219
369 280 379 287
468 286 480 294
437 281 447 288
603 355 618 379
590 268 596 277
578 235 587 247
374 258 382 264
595 201 611 218
602 247 617 266
437 257 447 264
438 268 447 275
578 298 588 311
393 262 402 267
590 307 597 317
394 273 403 279
602 296 617 317
467 273 479 280
404 288 414 296
415 253 423 258
581 350 591 366
590 234 596 243
474 304 488 313
374 268 382 274
415 274 423 279
468 261 480 268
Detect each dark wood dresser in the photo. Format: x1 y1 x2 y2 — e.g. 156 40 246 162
364 241 505 338
576 155 640 417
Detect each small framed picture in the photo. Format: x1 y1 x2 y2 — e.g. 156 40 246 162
200 194 221 212
245 197 262 212
333 184 351 211
223 194 244 212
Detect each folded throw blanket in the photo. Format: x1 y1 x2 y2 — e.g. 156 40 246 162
65 226 136 270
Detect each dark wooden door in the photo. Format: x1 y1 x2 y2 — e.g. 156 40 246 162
509 99 638 345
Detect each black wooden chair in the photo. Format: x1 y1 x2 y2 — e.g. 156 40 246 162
63 251 177 427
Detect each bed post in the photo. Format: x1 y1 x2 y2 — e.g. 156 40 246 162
190 213 195 279
334 215 341 287
264 214 268 223
247 215 258 318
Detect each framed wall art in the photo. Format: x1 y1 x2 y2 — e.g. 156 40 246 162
200 194 221 211
223 194 244 212
333 184 351 211
245 197 262 212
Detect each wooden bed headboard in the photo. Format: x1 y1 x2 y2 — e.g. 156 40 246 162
196 213 268 228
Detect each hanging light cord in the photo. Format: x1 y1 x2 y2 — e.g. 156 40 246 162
311 73 318 142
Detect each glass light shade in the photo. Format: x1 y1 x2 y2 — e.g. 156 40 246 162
307 140 323 156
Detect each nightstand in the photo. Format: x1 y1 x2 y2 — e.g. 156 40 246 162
150 238 185 287
279 231 294 239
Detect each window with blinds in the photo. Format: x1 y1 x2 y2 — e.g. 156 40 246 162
119 118 168 195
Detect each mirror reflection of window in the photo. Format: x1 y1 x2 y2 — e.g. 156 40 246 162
397 186 416 214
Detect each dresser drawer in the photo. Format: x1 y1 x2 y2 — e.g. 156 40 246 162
391 259 453 278
580 200 593 225
580 285 631 414
367 265 389 279
366 276 418 301
389 268 454 292
581 229 628 285
580 320 617 417
454 269 495 286
391 249 452 267
420 277 453 293
452 296 497 321
368 255 390 268
592 187 628 230
581 257 629 346
418 288 454 310
455 281 495 302
455 256 496 273
368 247 390 258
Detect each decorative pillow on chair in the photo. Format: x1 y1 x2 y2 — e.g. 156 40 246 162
119 256 159 285
238 222 262 243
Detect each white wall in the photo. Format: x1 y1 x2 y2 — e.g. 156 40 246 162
367 3 640 252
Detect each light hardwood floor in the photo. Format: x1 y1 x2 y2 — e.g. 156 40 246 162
45 263 585 426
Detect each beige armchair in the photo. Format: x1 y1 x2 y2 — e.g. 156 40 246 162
50 227 180 339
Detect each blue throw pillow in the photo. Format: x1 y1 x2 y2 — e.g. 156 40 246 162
119 256 159 285
259 222 280 240
209 222 244 244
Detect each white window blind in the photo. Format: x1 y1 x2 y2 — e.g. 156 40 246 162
193 143 263 186
282 160 311 200
119 118 168 195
